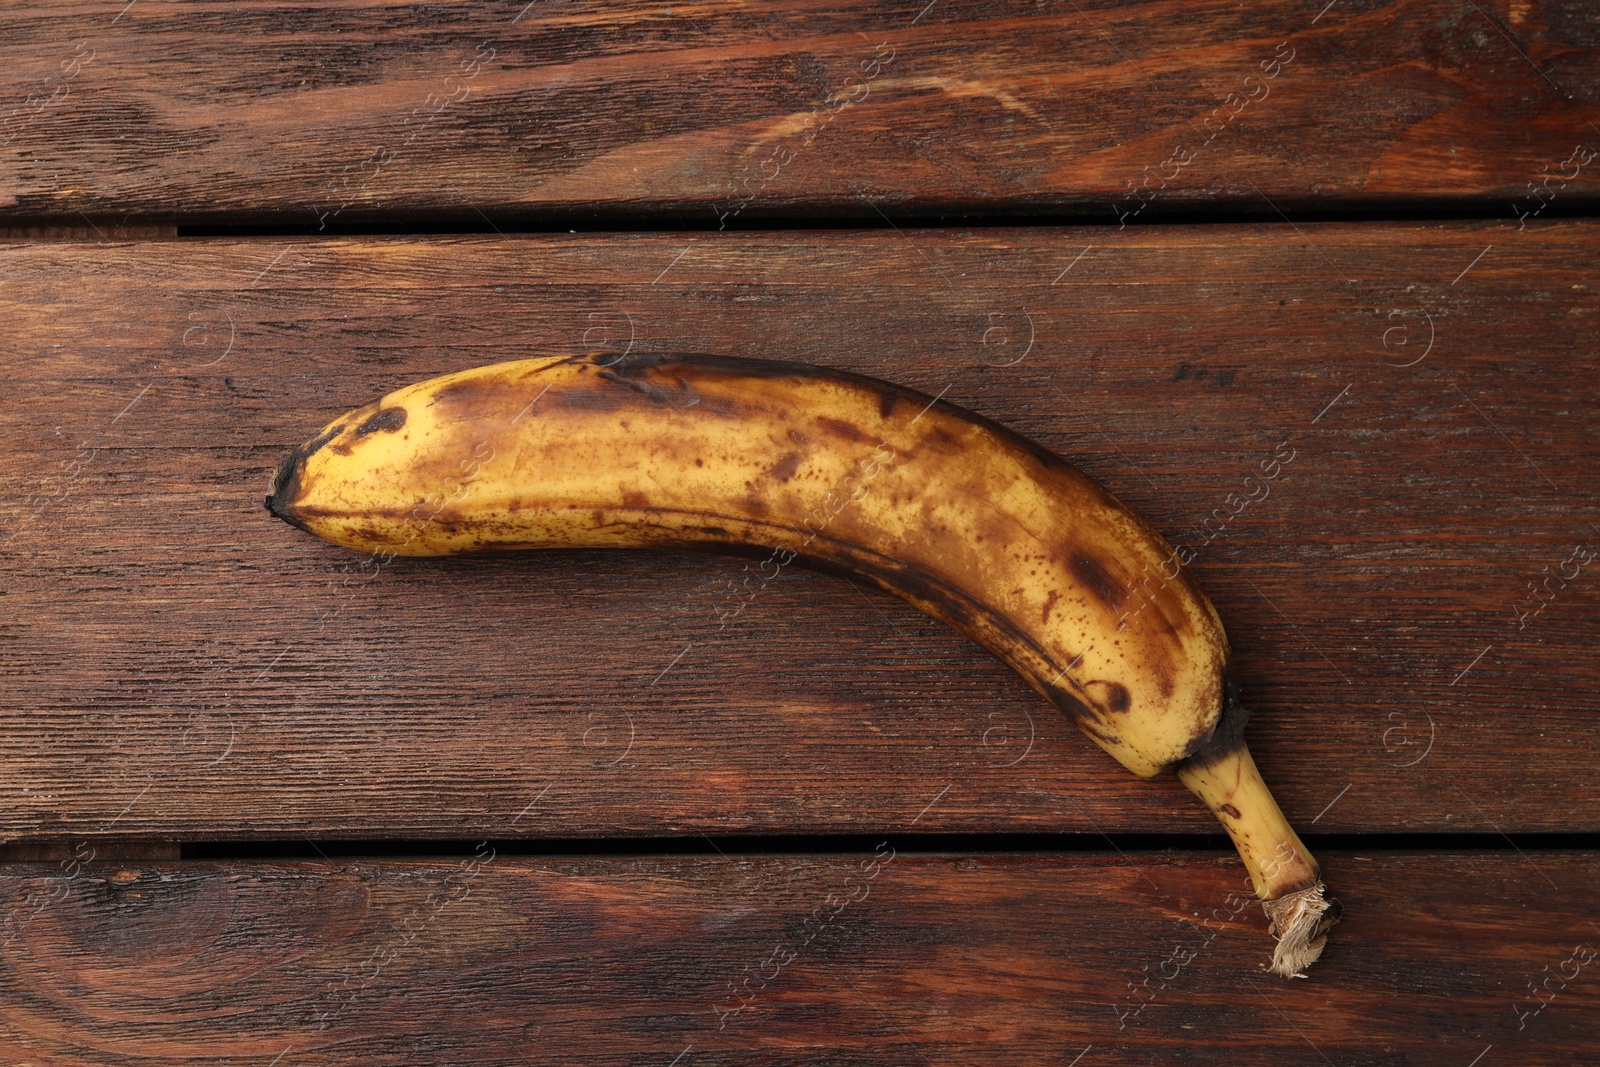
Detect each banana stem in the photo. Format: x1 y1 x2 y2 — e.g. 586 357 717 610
1176 744 1338 977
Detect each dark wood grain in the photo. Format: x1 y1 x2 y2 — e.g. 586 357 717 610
2 223 1596 841
2 850 1595 1064
1 1 1597 224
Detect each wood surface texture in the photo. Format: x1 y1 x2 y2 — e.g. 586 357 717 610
1 1 1598 223
4 1 1598 1057
3 224 1596 841
2 851 1596 1065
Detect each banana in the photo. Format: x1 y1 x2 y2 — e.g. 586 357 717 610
267 351 1336 976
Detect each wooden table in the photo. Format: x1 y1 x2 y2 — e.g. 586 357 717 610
3 2 1597 1063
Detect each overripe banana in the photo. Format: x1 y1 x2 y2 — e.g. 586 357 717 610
267 352 1337 976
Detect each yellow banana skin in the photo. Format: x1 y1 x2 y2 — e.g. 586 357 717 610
268 352 1336 975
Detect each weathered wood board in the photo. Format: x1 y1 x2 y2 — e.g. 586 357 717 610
2 851 1595 1064
1 1 1597 224
3 224 1595 841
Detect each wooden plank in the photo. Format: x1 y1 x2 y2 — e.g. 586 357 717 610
1 851 1595 1063
1 1 1597 223
2 222 1597 841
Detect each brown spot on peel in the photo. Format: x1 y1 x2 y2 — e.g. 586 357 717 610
1220 803 1241 819
1071 552 1125 610
1041 589 1060 624
1086 679 1131 713
769 452 803 483
599 368 675 403
357 408 407 436
303 423 344 459
816 415 868 443
428 373 521 417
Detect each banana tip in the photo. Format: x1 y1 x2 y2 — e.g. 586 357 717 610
1263 881 1340 978
265 445 313 534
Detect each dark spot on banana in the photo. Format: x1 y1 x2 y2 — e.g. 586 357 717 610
431 373 544 425
1041 589 1060 624
1175 670 1248 771
621 490 647 507
357 408 407 436
769 451 803 483
879 392 897 419
599 368 673 403
788 429 810 446
1071 552 1125 610
587 362 735 418
572 350 655 372
816 415 868 443
303 423 344 459
1220 803 1241 819
1088 679 1131 713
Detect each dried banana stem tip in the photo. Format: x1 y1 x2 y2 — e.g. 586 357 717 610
1262 881 1339 978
